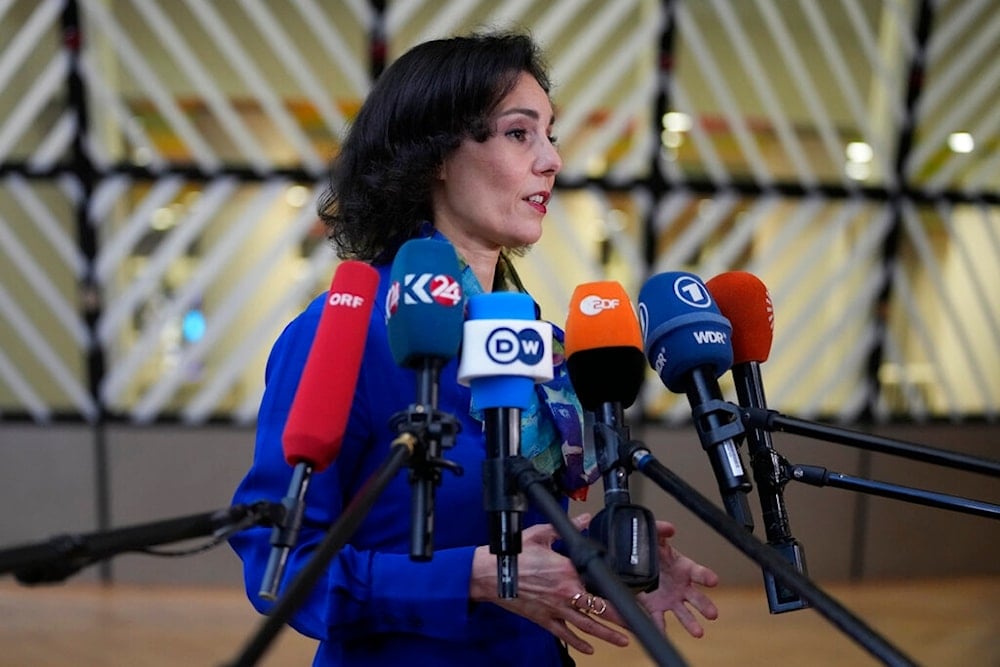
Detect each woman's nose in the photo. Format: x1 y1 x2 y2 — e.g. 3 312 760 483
536 140 562 175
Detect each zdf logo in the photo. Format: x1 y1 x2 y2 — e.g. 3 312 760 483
579 294 620 316
485 327 546 365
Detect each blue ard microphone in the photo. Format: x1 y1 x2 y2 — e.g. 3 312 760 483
637 271 755 532
458 292 553 599
386 238 465 561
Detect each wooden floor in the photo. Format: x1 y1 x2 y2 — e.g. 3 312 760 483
0 577 997 666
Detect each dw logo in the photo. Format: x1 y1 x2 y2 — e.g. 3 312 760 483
486 327 546 365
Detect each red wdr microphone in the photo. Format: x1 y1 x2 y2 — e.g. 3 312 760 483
260 259 379 600
282 260 380 471
705 271 773 365
706 270 809 613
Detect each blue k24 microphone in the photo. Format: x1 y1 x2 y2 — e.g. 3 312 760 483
386 238 465 560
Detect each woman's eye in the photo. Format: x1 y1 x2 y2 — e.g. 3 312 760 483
506 128 528 141
548 134 559 147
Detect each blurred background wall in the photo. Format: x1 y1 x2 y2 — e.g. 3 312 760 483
0 0 996 588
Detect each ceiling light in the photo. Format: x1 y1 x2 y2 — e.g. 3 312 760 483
845 141 873 163
285 185 311 208
947 132 974 154
662 111 692 133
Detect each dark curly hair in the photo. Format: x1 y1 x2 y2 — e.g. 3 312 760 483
317 31 552 264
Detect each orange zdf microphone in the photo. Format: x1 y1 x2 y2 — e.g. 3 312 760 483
565 282 658 592
259 260 379 601
706 271 808 613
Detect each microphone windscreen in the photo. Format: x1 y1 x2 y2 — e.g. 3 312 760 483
283 260 379 471
458 292 551 410
706 271 773 364
637 271 733 393
564 281 646 410
386 239 464 367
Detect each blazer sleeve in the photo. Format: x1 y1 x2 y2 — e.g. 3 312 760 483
228 294 482 643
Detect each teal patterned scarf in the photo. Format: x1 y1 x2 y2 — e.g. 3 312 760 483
421 229 599 498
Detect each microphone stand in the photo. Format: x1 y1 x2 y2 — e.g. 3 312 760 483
589 405 659 592
0 502 283 585
392 357 462 561
506 455 689 667
259 462 311 600
742 406 1000 477
483 406 526 599
738 405 1000 518
732 364 808 613
622 439 919 667
784 462 1000 519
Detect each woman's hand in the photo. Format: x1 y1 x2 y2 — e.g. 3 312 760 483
636 520 719 637
559 519 719 640
470 513 630 656
469 515 719 654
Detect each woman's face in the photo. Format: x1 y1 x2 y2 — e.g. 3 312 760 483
432 71 562 255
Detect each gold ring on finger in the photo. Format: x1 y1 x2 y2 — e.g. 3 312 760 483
588 595 607 616
569 592 590 613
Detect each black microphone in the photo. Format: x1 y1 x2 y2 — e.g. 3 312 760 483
564 281 658 592
637 271 755 532
386 239 466 561
707 271 808 613
458 291 554 599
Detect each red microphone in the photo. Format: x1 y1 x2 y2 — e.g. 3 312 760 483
283 260 380 470
705 270 773 365
260 260 379 600
706 271 808 613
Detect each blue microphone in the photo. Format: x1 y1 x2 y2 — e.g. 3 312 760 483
386 238 465 560
458 292 553 598
638 271 755 531
387 239 464 368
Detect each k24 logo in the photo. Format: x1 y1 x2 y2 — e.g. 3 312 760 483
387 272 462 315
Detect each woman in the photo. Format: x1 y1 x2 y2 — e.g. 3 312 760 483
230 31 719 666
